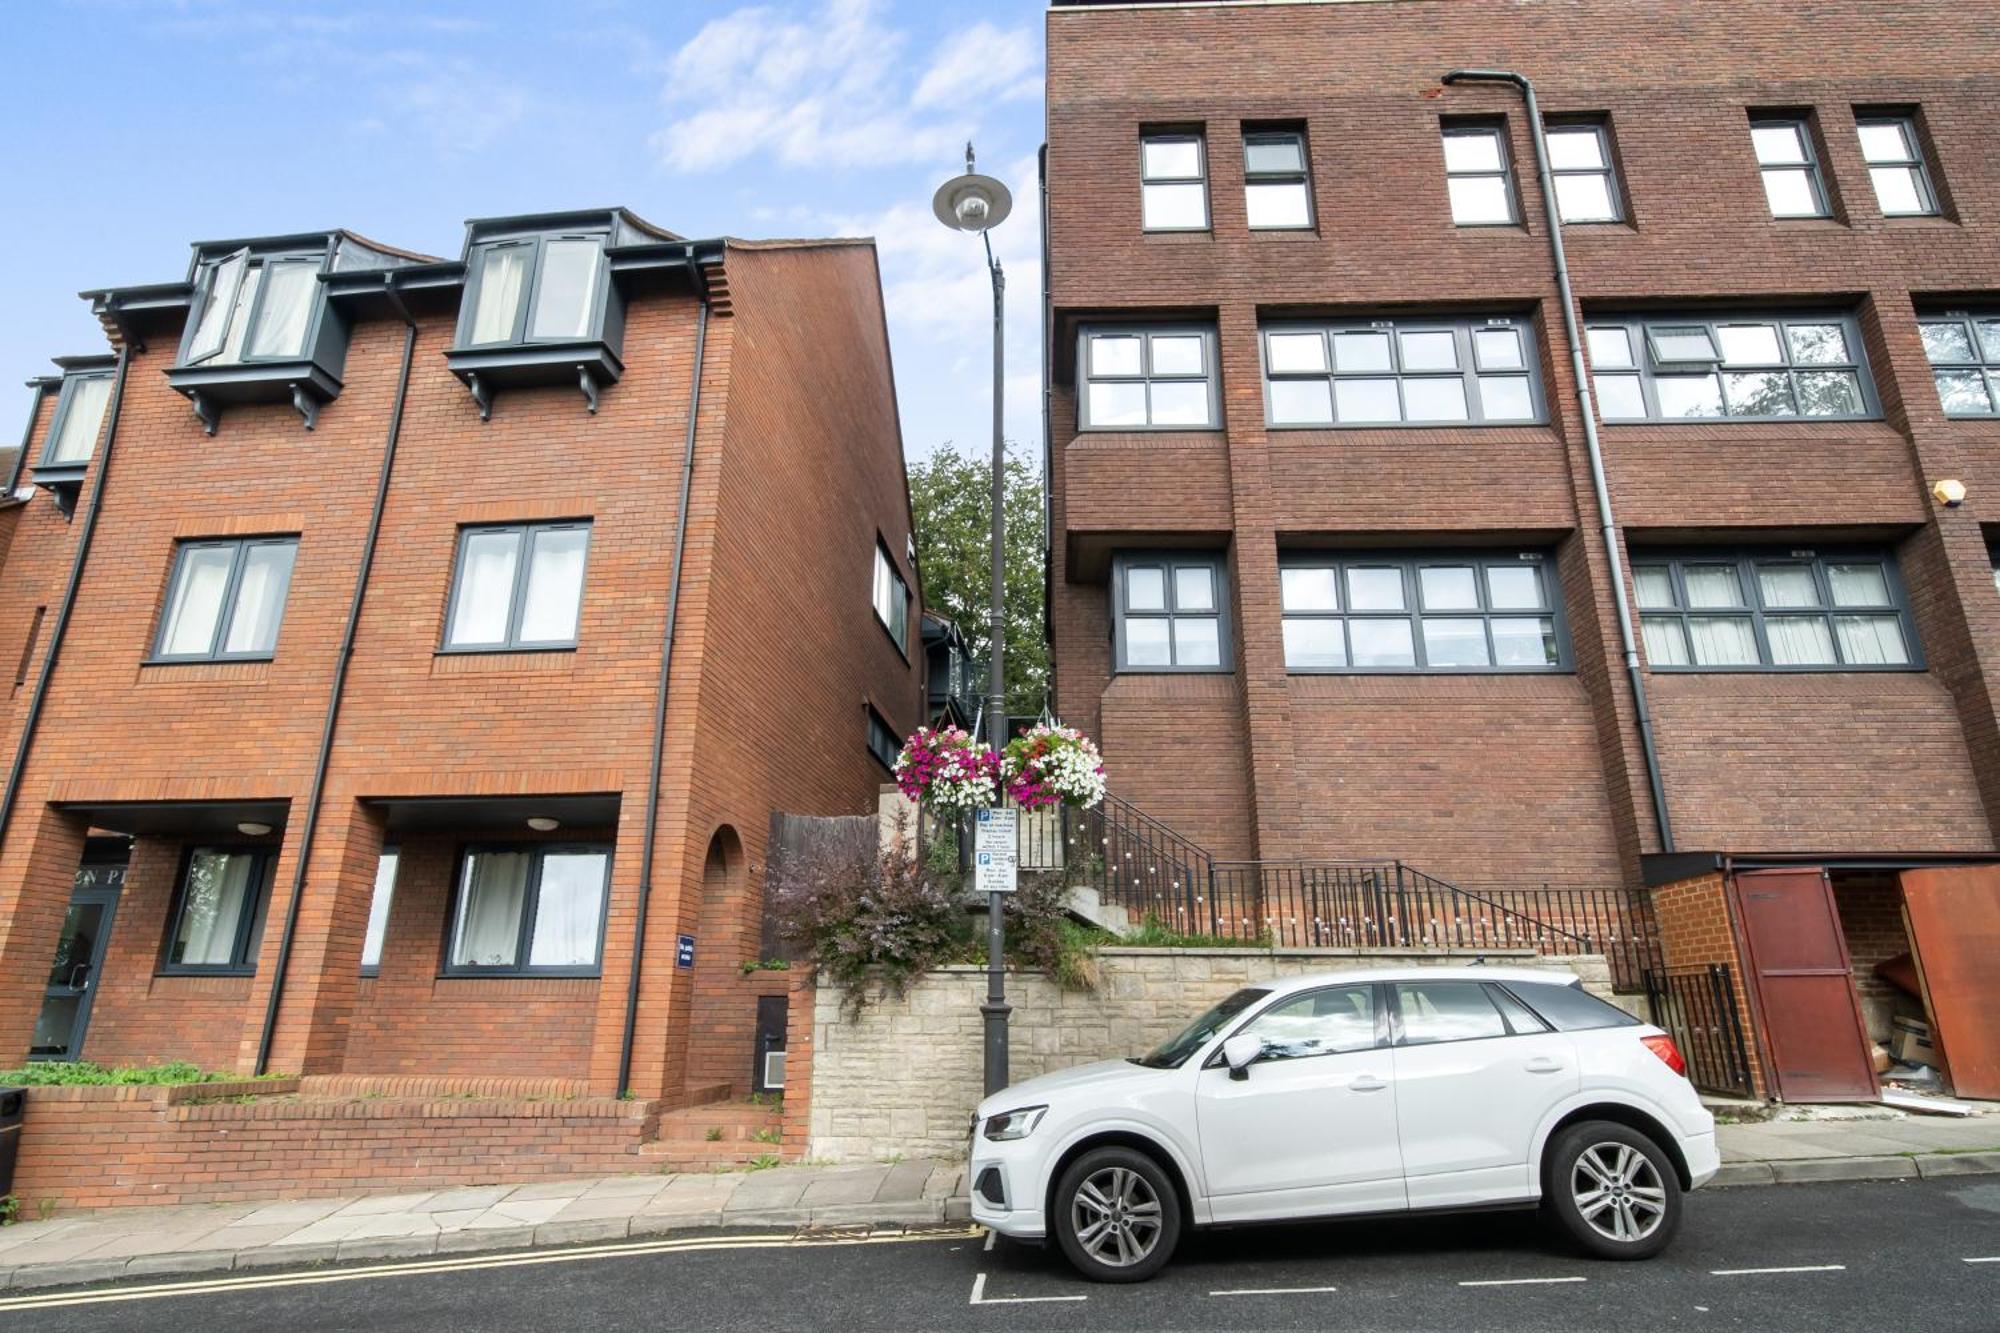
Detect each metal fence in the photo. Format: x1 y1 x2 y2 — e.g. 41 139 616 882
1642 964 1755 1097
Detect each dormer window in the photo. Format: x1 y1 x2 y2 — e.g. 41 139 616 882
463 236 606 347
185 251 321 366
40 373 113 471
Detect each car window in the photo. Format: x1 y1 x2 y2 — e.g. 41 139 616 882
1506 979 1641 1031
1135 987 1269 1068
1485 982 1552 1034
1237 985 1378 1061
1394 980 1508 1045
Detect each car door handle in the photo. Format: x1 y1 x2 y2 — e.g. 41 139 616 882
1525 1056 1565 1074
1349 1074 1388 1092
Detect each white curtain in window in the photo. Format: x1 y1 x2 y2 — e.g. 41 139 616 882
1766 615 1837 664
470 246 530 344
518 528 589 642
1757 566 1820 608
160 547 235 656
1632 568 1677 610
527 851 608 967
1640 617 1690 666
451 851 530 966
246 261 316 359
1827 563 1890 606
448 530 522 646
187 253 246 362
175 850 255 965
360 851 398 969
1834 614 1909 665
46 377 112 465
1682 566 1744 608
529 239 602 340
1687 615 1759 665
222 543 297 655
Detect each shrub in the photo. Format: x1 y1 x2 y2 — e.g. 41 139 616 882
1002 871 1105 991
0 1060 255 1087
1120 916 1274 950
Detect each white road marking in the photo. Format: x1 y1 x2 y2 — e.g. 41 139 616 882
983 1230 996 1252
1710 1264 1846 1276
0 1226 979 1313
1963 1256 2000 1264
968 1272 1087 1306
1458 1276 1587 1287
1208 1284 1340 1296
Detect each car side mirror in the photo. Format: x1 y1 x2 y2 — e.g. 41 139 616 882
1222 1034 1264 1081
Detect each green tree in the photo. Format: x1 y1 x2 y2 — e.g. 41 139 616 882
907 440 1048 720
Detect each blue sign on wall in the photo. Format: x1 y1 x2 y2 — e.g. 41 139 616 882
676 934 696 969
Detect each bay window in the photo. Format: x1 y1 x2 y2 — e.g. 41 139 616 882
446 845 611 976
1113 552 1229 672
1078 326 1219 429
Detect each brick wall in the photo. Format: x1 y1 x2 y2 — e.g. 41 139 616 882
1831 871 1912 1042
1650 872 1768 1098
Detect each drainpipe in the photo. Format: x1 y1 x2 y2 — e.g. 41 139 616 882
3 381 46 501
616 258 710 1098
1039 144 1056 708
0 349 131 859
254 278 417 1073
1442 69 1676 853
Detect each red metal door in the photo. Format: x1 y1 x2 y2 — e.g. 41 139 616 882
1727 868 1878 1103
1897 866 2000 1100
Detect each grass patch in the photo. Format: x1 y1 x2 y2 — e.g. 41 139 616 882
0 1061 276 1088
1117 916 1274 950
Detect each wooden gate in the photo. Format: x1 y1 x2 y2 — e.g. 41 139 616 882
1897 866 2000 1100
1727 867 1878 1103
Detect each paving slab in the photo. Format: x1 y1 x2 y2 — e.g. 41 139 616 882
877 1160 935 1202
332 1191 441 1218
460 1197 571 1229
423 1186 515 1213
723 1179 810 1210
236 1199 348 1228
799 1166 891 1207
550 1192 665 1223
501 1179 596 1202
580 1175 674 1199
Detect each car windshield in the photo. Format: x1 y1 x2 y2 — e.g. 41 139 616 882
1132 987 1269 1068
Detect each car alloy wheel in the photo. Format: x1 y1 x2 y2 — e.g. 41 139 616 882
1071 1165 1164 1268
1570 1141 1667 1243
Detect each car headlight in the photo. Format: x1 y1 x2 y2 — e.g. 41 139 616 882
981 1105 1048 1141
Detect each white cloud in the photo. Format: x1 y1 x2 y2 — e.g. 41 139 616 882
911 22 1042 111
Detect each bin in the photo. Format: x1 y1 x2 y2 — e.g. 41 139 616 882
0 1086 22 1198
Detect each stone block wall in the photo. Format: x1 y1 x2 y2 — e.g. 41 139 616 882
807 947 1616 1162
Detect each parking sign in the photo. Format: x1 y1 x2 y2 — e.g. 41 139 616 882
974 808 1019 894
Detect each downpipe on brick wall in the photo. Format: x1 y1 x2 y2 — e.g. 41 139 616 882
1442 68 1676 854
255 279 418 1074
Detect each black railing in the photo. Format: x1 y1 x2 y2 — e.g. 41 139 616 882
1643 964 1755 1097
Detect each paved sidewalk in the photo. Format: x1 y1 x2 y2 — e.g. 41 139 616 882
3 1113 1998 1291
0 1160 967 1291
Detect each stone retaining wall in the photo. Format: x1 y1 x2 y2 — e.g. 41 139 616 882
808 948 1618 1162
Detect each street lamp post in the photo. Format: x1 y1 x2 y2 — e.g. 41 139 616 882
932 144 1015 1097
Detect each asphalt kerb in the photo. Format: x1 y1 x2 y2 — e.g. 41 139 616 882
7 1153 2000 1293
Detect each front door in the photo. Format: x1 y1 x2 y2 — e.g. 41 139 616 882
1195 982 1405 1221
29 866 123 1061
1728 867 1878 1102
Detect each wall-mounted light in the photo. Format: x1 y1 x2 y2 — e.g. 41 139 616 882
526 816 561 832
1932 478 1967 508
237 821 273 837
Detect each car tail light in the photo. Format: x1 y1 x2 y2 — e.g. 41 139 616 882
1642 1033 1687 1077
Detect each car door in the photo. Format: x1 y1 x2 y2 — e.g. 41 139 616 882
1195 983 1406 1222
1388 979 1579 1208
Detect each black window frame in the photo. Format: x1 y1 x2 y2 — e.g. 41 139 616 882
441 842 614 979
1917 309 2000 418
866 705 900 773
149 535 301 665
872 539 911 657
1277 549 1571 675
1139 129 1210 233
1632 547 1923 674
178 247 329 369
1112 551 1232 674
1440 119 1519 227
440 520 593 654
1585 311 1878 423
158 844 274 977
1545 117 1623 224
1076 324 1221 431
1749 114 1832 220
1260 315 1545 428
36 370 115 474
358 846 401 977
1854 110 1940 218
1242 126 1314 231
454 230 613 351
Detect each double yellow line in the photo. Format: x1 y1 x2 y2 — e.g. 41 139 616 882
0 1224 981 1313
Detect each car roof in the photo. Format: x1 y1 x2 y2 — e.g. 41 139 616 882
1245 966 1587 996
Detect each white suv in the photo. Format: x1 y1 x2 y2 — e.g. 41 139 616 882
969 966 1717 1282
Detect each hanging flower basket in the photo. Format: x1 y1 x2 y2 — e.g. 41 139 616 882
894 726 1001 814
1001 723 1107 810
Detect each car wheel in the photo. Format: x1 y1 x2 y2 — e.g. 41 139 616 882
1544 1120 1682 1260
1052 1146 1181 1282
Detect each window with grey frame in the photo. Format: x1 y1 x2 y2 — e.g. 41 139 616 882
161 846 271 975
1855 112 1938 217
1546 119 1622 223
1921 312 2000 417
1633 550 1917 671
1585 313 1873 422
459 232 609 347
1278 552 1565 673
443 521 591 652
1114 553 1229 672
872 540 910 653
36 372 114 471
1078 326 1219 429
1262 317 1541 426
1243 128 1312 230
866 706 900 772
359 849 400 976
152 537 299 663
1441 121 1517 225
1749 115 1831 219
445 844 611 976
1140 131 1208 231
181 250 323 366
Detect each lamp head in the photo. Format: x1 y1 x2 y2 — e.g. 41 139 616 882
932 170 1013 234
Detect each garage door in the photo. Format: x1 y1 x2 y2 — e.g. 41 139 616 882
1728 868 1878 1103
1897 866 2000 1101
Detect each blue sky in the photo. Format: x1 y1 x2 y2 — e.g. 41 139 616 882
3 0 1047 460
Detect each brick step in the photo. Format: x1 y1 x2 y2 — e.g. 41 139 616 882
638 1140 786 1168
653 1109 785 1142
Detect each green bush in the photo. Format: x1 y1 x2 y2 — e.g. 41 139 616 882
1119 916 1273 950
0 1060 253 1087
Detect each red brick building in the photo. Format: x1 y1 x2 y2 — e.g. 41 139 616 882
1044 0 2000 1101
0 211 923 1115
